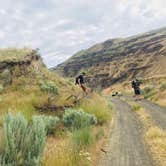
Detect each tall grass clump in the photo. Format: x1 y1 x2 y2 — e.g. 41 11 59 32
132 104 141 111
143 86 156 100
79 94 111 125
0 113 46 166
72 127 94 149
160 83 166 91
0 84 4 94
40 81 58 95
62 109 97 130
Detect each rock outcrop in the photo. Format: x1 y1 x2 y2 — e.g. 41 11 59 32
0 49 45 86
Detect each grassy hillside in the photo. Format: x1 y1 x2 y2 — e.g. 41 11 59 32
0 48 79 118
0 48 112 166
0 48 33 62
55 27 166 89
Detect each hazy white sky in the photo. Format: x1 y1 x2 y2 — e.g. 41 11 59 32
0 0 166 67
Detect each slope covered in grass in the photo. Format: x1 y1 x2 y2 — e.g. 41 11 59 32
55 27 166 89
0 48 113 166
0 48 33 62
0 48 79 120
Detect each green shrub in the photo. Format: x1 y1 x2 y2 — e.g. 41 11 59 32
1 113 28 165
160 83 166 91
23 116 46 166
0 69 12 85
72 127 94 149
132 105 141 111
33 115 59 134
0 84 4 94
80 94 111 125
143 87 153 94
143 86 156 99
40 81 58 95
63 109 97 129
0 113 46 166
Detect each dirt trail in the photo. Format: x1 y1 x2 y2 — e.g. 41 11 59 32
98 98 153 166
124 96 166 130
138 100 166 130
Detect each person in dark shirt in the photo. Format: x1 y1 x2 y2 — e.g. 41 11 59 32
132 78 142 100
75 72 88 94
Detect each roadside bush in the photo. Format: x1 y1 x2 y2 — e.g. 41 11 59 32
143 87 153 94
33 115 59 134
80 94 111 125
63 109 97 129
40 81 58 95
132 104 141 111
0 113 46 166
143 87 156 99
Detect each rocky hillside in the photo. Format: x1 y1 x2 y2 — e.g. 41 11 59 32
55 27 166 89
0 48 44 86
0 48 78 115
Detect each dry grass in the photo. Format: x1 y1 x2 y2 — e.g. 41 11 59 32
155 90 166 107
130 103 166 166
42 137 77 166
146 127 166 166
42 123 110 166
0 48 32 62
79 93 112 125
0 86 40 121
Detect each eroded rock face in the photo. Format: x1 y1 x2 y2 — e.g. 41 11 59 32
54 27 166 89
0 50 45 86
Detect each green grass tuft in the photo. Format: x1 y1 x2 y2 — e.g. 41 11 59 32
79 94 112 125
72 127 95 150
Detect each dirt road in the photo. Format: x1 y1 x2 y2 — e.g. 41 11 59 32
98 98 154 166
138 100 166 130
124 96 166 130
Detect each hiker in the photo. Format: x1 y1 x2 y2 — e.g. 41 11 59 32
75 72 88 95
131 78 141 100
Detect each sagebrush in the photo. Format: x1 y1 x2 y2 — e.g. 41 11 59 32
33 115 59 134
63 109 97 129
0 113 47 166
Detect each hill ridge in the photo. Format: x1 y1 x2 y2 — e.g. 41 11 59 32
54 27 166 89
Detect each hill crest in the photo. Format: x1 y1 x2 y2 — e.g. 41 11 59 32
54 27 166 89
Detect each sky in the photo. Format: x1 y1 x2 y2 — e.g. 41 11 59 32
0 0 166 68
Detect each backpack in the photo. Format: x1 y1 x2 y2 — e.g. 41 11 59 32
75 76 79 85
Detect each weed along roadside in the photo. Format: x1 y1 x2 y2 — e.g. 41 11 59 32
130 102 166 166
42 95 113 166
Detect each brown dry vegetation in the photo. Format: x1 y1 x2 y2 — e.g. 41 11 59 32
131 103 166 166
0 48 113 166
42 124 111 166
